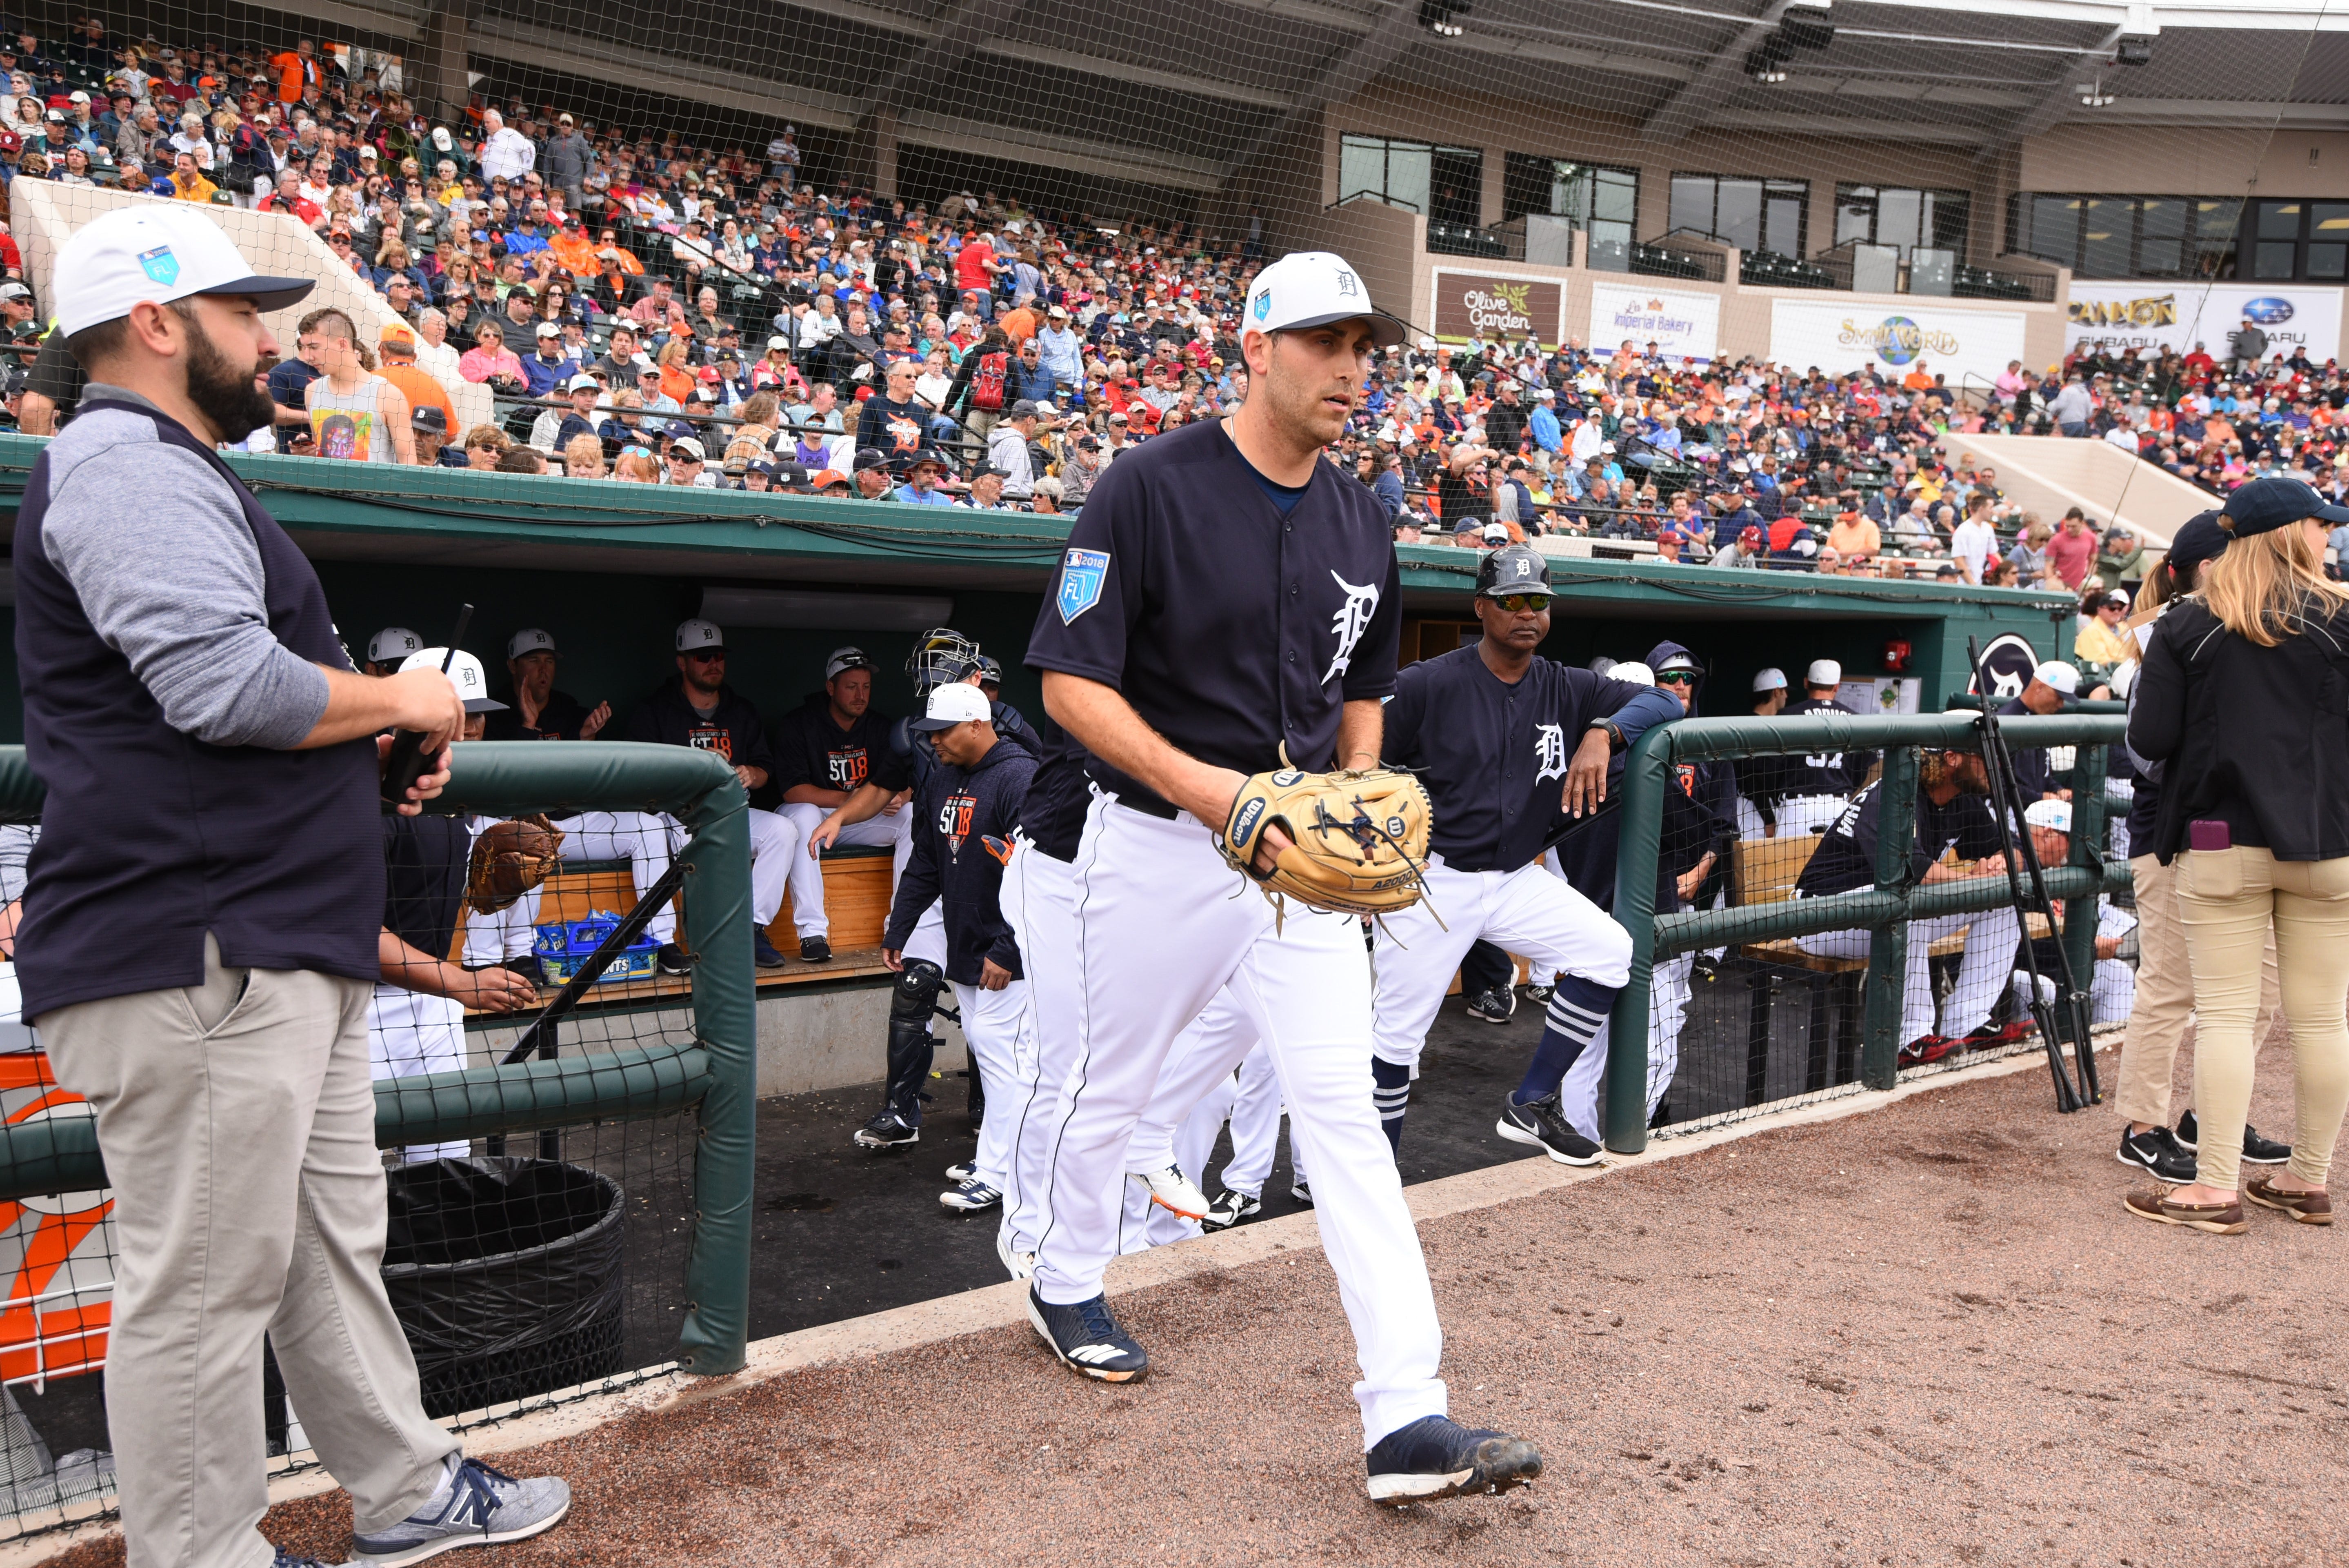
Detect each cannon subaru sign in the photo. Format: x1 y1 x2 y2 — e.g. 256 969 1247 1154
2066 282 2342 360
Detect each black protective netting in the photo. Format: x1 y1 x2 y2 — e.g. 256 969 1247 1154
0 806 707 1540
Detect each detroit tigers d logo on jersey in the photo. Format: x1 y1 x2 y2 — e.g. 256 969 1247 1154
1322 572 1380 685
1058 547 1109 625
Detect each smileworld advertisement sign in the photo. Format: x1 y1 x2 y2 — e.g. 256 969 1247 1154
1768 298 2027 386
1429 268 1564 350
1588 282 1720 364
2064 282 2344 360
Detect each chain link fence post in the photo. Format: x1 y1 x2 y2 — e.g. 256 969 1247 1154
1860 745 1918 1089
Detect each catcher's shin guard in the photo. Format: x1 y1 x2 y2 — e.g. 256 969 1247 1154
885 959 947 1122
966 1056 986 1126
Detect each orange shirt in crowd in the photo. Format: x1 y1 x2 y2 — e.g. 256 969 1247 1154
269 48 319 104
998 304 1038 343
378 361 453 433
1828 514 1880 559
548 228 600 278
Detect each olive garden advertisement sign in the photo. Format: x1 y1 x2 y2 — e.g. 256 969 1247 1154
1429 269 1564 349
1767 298 2027 385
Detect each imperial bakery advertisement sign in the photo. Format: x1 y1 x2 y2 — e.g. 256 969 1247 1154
1430 269 1564 349
1589 282 1720 364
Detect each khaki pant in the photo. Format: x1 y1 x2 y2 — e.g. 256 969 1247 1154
39 937 458 1568
2175 846 2349 1191
2114 853 2280 1127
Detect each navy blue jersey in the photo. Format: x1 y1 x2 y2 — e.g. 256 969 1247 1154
1994 694 2056 801
883 737 1036 985
1016 710 1095 862
771 692 897 797
1024 420 1402 815
1773 695 1876 800
1382 646 1680 873
1793 777 2002 898
381 812 470 959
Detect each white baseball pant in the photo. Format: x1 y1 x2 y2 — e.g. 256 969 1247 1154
778 803 907 940
1121 992 1257 1252
1371 855 1632 1071
365 986 470 1163
1560 951 1692 1144
953 977 1034 1195
1793 903 2021 1045
998 832 1083 1260
1774 795 1849 837
1031 796 1446 1448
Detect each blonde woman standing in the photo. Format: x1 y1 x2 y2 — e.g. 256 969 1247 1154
2127 478 2349 1233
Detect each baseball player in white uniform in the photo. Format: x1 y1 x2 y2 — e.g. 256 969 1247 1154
1020 251 1540 1503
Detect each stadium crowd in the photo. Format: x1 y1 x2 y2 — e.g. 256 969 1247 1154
0 19 2342 584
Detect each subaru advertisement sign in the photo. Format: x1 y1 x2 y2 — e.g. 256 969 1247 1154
2066 282 2341 360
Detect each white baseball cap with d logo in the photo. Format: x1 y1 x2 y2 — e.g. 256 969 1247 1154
52 202 315 338
1243 251 1405 348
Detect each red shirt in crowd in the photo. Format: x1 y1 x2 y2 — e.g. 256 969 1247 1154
2045 524 2097 588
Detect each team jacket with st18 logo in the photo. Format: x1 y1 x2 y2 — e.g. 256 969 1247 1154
882 735 1037 986
620 674 780 806
1381 646 1682 874
771 690 897 800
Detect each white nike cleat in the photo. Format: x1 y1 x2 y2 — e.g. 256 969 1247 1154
1129 1162 1211 1219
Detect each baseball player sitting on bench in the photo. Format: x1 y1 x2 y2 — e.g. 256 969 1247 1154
373 648 537 1162
878 681 1039 1213
772 647 901 964
1791 746 2030 1064
462 626 708 980
1371 544 1681 1163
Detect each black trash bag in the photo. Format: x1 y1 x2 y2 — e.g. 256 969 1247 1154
380 1157 626 1419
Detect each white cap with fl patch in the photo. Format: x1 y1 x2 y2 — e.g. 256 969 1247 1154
1243 251 1405 348
52 202 314 339
399 647 508 713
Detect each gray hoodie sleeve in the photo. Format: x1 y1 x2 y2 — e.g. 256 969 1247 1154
40 409 331 748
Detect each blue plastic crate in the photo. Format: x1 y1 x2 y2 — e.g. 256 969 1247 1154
532 913 660 984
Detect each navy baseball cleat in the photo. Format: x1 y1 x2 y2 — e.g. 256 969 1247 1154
1027 1287 1148 1382
854 1110 918 1149
348 1457 570 1566
1365 1415 1542 1504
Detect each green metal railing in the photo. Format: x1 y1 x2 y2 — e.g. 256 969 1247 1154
1604 711 2131 1153
0 740 759 1377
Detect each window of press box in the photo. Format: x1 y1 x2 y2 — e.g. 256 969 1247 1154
2004 193 2243 279
1833 185 1968 261
1668 174 1808 258
1338 135 1485 229
1502 154 1639 268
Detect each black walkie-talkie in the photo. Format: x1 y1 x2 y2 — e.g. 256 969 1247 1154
381 603 473 805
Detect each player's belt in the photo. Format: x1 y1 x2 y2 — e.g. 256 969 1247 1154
1111 791 1182 822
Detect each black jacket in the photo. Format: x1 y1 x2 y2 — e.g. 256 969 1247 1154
621 675 780 807
1557 641 1737 913
2129 593 2349 863
883 737 1036 984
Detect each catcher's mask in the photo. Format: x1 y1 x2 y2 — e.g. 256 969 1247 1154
907 626 980 693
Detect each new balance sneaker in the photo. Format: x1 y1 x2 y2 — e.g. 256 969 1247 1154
800 936 833 963
348 1457 570 1567
1027 1287 1148 1382
1365 1415 1542 1505
1130 1162 1211 1219
751 931 789 969
1291 1178 1314 1206
654 942 693 977
1200 1188 1262 1231
996 1230 1036 1280
854 1110 918 1149
1465 986 1516 1025
940 1177 1002 1213
2176 1110 2291 1164
1495 1092 1602 1166
2118 1124 2197 1183
944 1159 976 1182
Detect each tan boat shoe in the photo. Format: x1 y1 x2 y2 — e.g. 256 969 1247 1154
2124 1186 2247 1234
2244 1175 2333 1225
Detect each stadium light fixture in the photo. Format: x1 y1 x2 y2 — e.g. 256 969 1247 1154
1745 44 1791 83
2077 79 2116 107
1418 0 1468 38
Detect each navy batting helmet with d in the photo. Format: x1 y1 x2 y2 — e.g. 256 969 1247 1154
1476 544 1551 597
